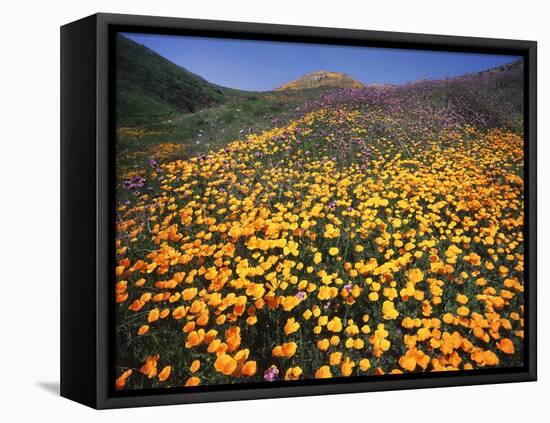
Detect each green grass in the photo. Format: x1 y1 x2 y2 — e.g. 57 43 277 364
116 90 326 176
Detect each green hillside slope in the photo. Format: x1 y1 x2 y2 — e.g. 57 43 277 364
116 35 252 125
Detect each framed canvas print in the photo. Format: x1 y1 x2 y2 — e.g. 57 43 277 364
60 13 537 409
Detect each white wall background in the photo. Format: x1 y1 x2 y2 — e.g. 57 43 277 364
1 0 545 421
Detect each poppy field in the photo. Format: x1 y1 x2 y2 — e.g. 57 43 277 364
114 47 525 391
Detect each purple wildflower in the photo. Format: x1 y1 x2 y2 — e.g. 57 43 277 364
296 291 307 301
263 365 279 382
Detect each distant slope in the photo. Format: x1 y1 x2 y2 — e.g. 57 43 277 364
396 59 524 131
474 59 523 77
459 59 524 130
116 35 253 125
276 71 364 91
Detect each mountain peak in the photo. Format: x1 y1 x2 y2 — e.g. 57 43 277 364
276 70 364 91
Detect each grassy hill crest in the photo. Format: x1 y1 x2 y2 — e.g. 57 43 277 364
276 70 365 91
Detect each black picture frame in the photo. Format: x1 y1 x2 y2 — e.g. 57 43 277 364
61 12 537 409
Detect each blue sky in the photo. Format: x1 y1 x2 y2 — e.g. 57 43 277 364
123 32 520 92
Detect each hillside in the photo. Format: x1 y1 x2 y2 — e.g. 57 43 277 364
475 59 523 76
116 35 253 125
276 70 364 91
116 58 523 177
115 58 525 387
403 59 524 131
